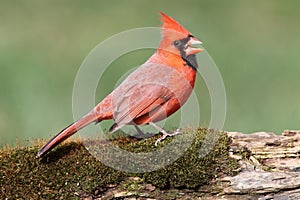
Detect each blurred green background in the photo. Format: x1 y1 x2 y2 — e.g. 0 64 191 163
1 0 300 147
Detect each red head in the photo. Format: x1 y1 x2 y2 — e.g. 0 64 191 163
158 12 203 58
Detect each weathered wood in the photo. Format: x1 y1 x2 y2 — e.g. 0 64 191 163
220 130 300 199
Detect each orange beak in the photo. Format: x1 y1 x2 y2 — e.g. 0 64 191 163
185 37 203 56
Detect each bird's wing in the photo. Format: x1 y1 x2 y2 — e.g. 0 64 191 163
110 84 173 132
109 63 177 132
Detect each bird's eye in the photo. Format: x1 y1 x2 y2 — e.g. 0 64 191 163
173 40 180 46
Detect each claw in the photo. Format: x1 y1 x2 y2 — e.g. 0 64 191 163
148 122 182 146
154 129 181 146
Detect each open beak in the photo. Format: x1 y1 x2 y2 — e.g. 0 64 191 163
185 37 203 56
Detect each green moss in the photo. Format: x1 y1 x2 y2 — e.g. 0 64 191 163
138 128 239 188
0 128 239 199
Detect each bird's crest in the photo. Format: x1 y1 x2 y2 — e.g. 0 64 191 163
160 12 190 36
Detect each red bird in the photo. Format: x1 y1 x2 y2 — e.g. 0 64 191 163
36 12 203 158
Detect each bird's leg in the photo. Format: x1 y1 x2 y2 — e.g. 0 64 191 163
149 122 181 146
134 125 145 135
133 125 156 139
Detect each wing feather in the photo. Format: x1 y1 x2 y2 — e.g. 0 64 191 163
109 63 177 132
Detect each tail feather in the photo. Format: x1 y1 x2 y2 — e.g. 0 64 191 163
36 112 101 158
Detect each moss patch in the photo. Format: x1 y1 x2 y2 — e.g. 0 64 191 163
0 128 238 199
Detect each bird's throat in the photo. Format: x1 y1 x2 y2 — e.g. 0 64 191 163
182 54 198 71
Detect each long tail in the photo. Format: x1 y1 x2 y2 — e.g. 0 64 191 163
36 111 108 158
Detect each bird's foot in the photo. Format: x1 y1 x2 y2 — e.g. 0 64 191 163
155 128 181 146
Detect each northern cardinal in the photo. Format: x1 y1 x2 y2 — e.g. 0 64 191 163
36 12 203 158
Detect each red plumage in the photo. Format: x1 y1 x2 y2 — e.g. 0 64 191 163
36 12 203 158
